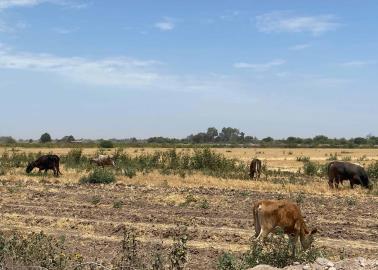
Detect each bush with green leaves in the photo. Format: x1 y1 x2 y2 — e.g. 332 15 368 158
367 161 378 180
303 161 319 176
0 231 82 270
217 232 324 270
80 168 115 184
98 140 114 148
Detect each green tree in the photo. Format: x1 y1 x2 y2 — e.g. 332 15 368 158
40 133 52 143
206 127 218 142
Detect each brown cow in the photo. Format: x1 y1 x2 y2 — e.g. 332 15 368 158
26 154 62 176
253 200 317 256
249 158 262 179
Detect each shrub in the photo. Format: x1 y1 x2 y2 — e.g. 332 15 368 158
124 166 137 178
0 231 82 269
303 161 319 176
217 252 239 270
217 232 324 269
367 161 378 180
80 168 115 184
296 156 310 162
99 140 114 148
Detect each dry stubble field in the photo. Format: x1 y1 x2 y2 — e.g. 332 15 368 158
0 147 377 269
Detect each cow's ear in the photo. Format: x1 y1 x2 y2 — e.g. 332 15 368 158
311 228 318 234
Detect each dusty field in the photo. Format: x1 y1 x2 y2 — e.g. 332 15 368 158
0 147 377 269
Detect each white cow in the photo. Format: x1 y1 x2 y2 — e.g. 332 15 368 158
90 155 115 168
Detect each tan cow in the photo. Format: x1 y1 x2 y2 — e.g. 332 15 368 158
90 155 115 168
253 200 317 255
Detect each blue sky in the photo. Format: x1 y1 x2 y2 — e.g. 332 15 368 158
0 0 377 139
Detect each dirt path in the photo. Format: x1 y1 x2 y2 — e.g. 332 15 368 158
0 180 377 269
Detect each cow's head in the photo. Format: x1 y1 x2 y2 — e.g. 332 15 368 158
360 172 372 189
25 162 35 173
300 228 317 250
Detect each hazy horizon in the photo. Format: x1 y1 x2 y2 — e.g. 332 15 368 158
0 1 377 139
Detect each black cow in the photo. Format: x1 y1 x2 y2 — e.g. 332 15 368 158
249 158 262 179
26 155 62 176
327 161 372 189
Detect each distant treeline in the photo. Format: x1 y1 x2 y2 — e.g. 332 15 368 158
1 127 378 148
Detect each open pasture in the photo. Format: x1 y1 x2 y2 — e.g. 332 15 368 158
0 147 377 269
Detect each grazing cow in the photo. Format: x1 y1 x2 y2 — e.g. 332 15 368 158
253 200 317 256
26 154 62 176
90 155 115 168
327 161 372 189
249 158 262 179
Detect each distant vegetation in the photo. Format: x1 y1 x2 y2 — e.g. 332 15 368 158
2 128 378 148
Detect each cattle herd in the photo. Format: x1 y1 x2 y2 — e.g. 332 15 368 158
22 154 374 254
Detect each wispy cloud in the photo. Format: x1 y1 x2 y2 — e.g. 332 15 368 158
339 60 376 68
154 17 175 31
0 0 88 10
256 11 339 35
220 10 240 21
52 26 78 34
0 45 243 93
289 43 311 50
233 59 286 71
0 46 163 87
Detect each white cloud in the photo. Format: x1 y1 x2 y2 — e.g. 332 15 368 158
0 0 88 10
0 45 243 93
154 18 175 31
0 47 163 87
256 11 339 35
339 60 375 68
289 43 311 50
52 27 78 34
233 59 286 71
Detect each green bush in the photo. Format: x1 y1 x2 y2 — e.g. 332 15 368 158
303 161 319 176
80 168 115 184
367 161 378 180
0 231 82 269
217 233 324 269
99 140 114 148
296 156 310 162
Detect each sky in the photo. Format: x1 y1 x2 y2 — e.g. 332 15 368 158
0 0 377 140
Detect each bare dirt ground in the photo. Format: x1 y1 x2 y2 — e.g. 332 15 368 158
0 176 377 269
0 147 377 269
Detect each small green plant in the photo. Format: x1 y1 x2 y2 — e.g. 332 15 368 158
295 192 305 204
327 153 338 161
90 195 101 205
342 156 352 161
124 167 137 178
217 252 239 270
303 161 319 176
345 197 357 206
80 168 116 184
180 194 197 207
113 200 124 209
199 199 210 209
296 156 310 162
169 226 188 270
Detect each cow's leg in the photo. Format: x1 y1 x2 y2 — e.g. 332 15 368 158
328 177 334 189
289 234 299 257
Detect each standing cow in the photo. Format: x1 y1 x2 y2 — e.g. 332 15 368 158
249 158 262 179
26 154 62 176
90 155 115 168
327 161 372 189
